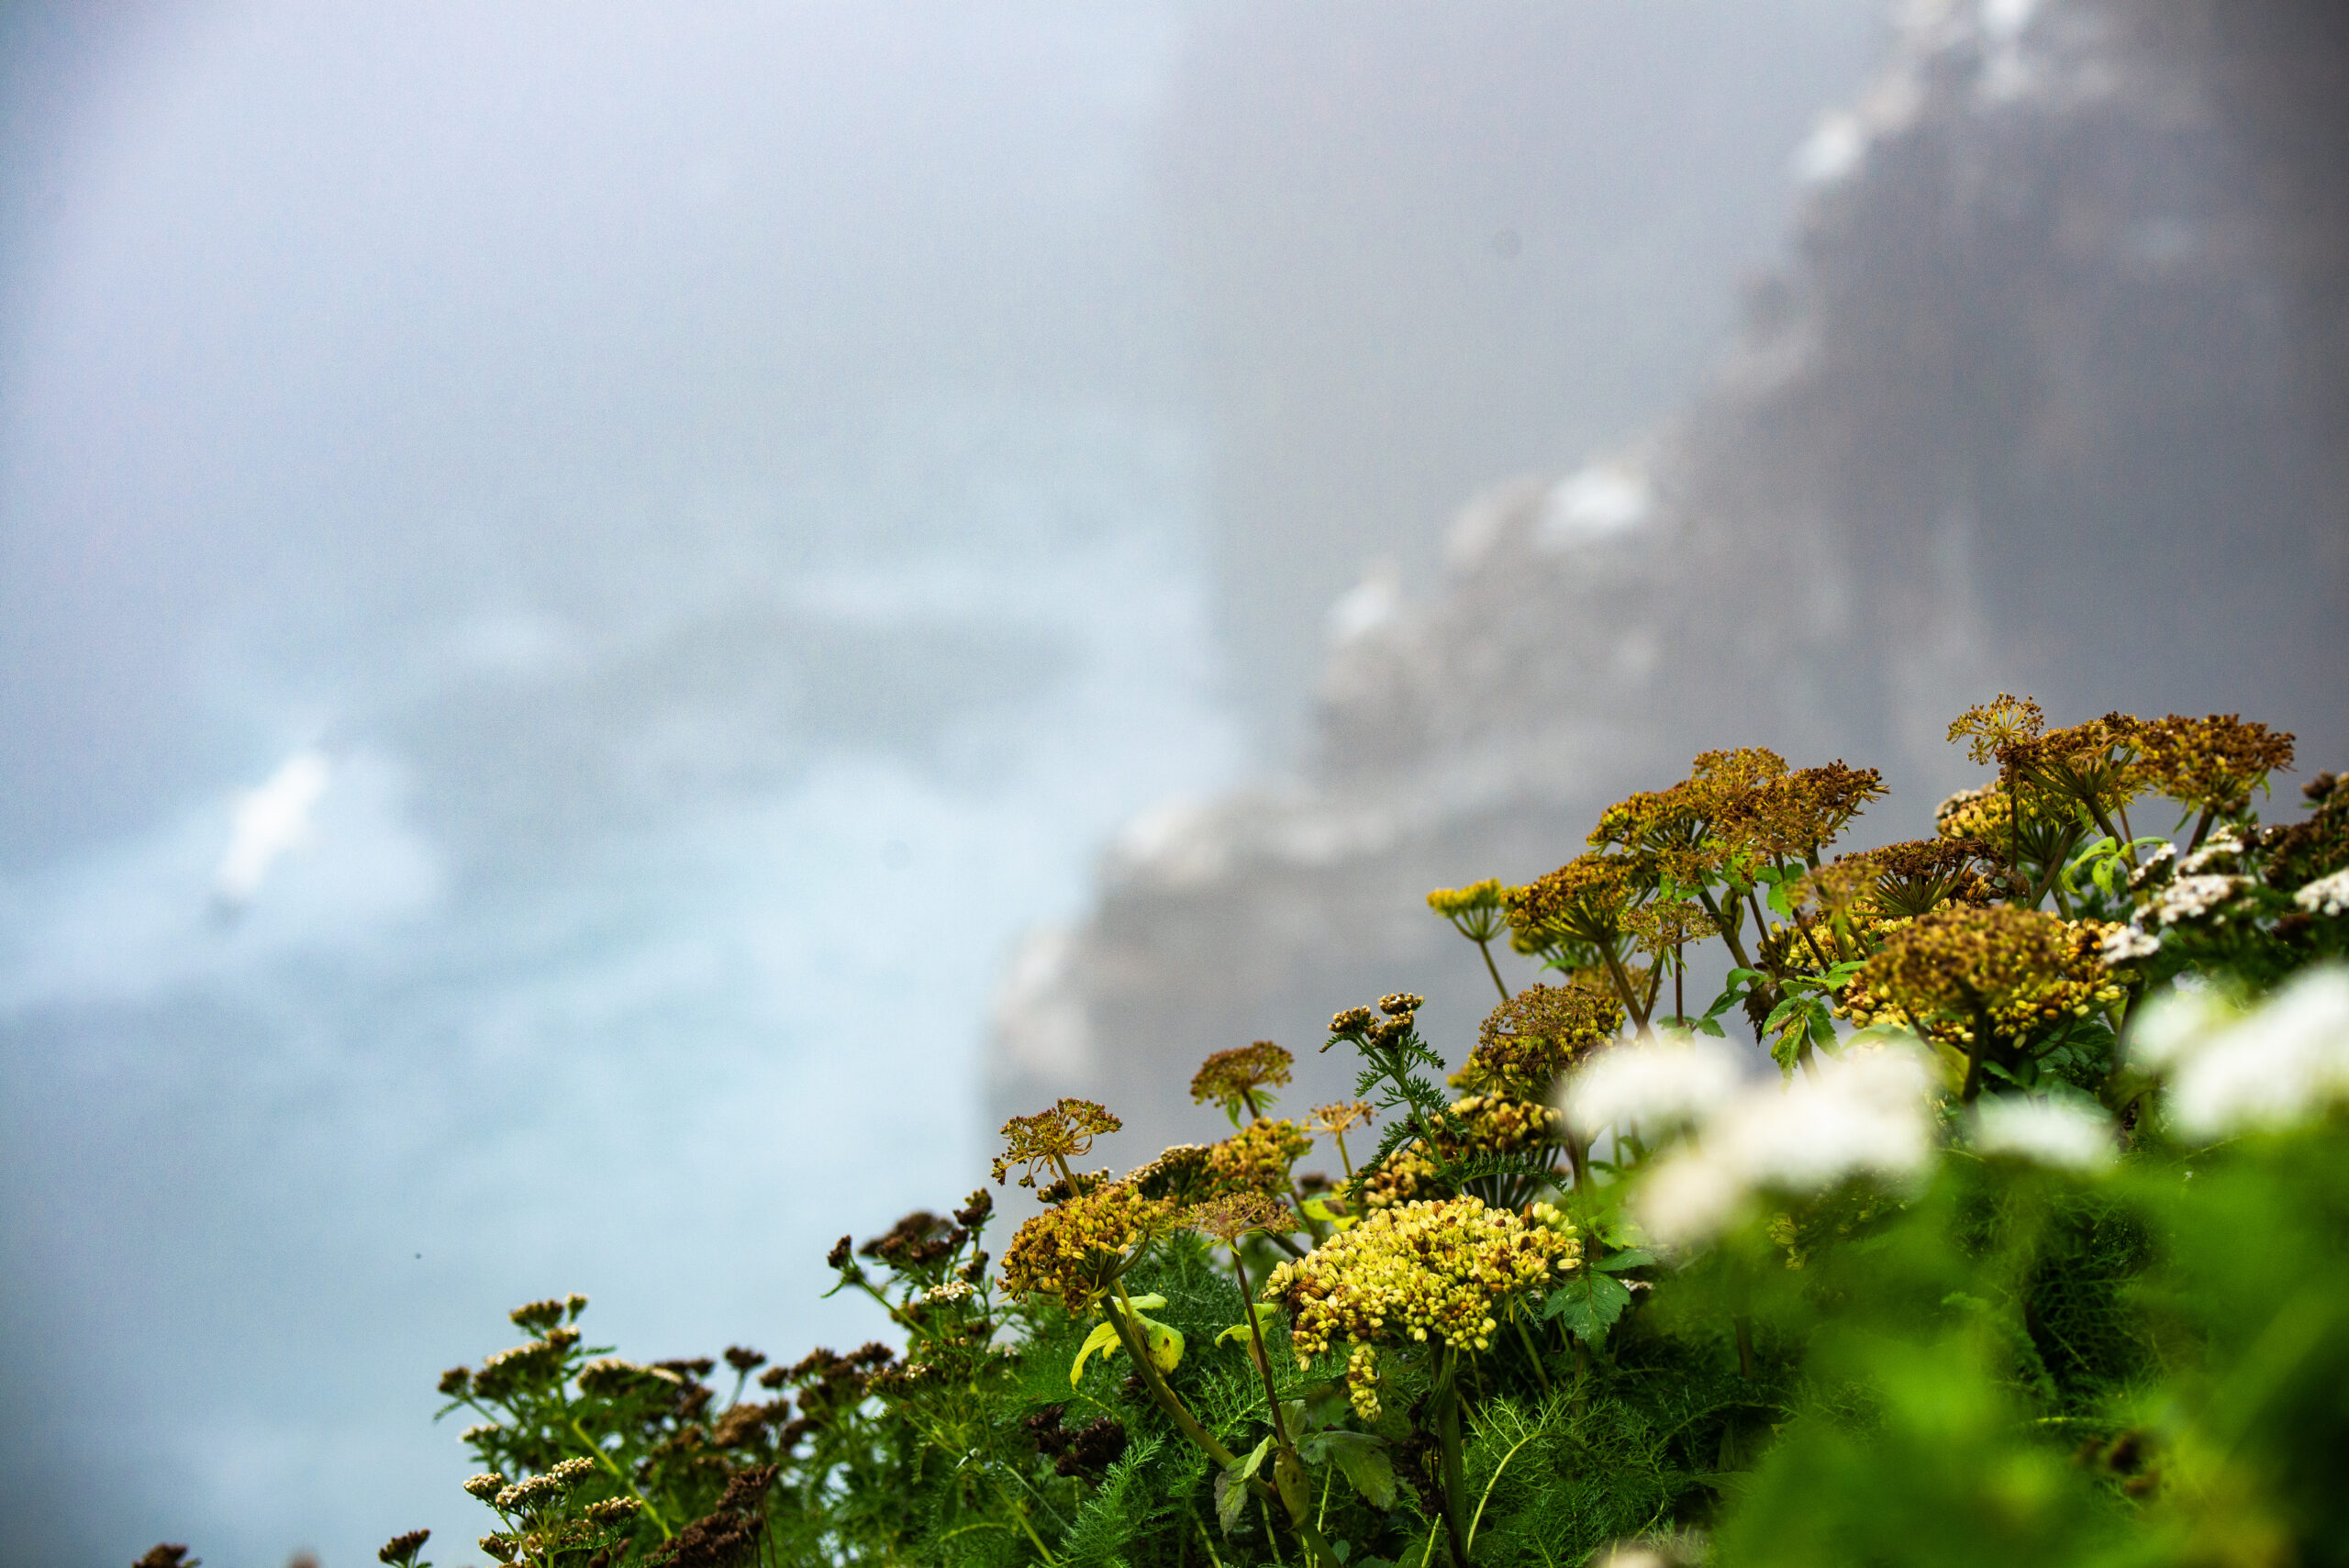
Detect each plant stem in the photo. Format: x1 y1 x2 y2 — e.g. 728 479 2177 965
1475 938 1510 1002
1431 1359 1473 1565
569 1418 671 1539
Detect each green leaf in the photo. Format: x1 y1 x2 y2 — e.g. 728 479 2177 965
1312 1430 1396 1510
1594 1249 1655 1273
1542 1271 1634 1345
1215 1437 1274 1534
1070 1320 1124 1386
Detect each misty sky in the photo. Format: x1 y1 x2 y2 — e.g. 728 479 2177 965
0 4 1879 1562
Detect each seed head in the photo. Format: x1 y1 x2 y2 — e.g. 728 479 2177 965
992 1097 1123 1189
1189 1040 1294 1117
377 1529 430 1567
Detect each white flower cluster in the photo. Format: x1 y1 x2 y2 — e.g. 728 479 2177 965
2176 829 2244 875
1561 1031 1744 1140
2100 924 2162 963
1564 1033 1935 1247
2293 866 2349 918
1970 1095 2115 1172
2149 873 2253 926
2133 967 2349 1139
922 1279 974 1305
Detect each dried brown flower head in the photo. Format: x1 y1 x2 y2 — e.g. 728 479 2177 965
1128 1143 1216 1205
1718 762 1887 862
377 1529 430 1567
1833 838 1989 919
2001 713 2147 822
992 1097 1123 1190
1846 906 2121 1051
2138 713 2296 817
1189 1040 1294 1118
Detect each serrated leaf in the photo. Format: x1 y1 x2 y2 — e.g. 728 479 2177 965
1542 1271 1633 1344
1762 995 1804 1033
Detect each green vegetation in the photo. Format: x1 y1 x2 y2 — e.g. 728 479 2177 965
157 700 2349 1567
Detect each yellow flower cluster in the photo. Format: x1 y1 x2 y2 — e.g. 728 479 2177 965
1355 1095 1561 1210
1452 981 1621 1100
996 1181 1174 1313
1427 878 1511 943
1840 906 2122 1046
1204 1118 1312 1195
1263 1197 1576 1415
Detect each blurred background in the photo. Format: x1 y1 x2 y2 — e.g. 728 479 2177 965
2 2 2342 1563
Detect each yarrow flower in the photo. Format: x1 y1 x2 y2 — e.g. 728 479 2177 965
1262 1195 1577 1418
2292 867 2349 918
1625 1043 1936 1247
2149 874 2254 927
1969 1096 2116 1172
2154 967 2349 1139
1560 1029 1742 1140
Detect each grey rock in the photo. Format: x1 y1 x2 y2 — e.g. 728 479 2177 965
991 0 2349 1162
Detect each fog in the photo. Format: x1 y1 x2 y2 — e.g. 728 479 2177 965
0 4 1882 1562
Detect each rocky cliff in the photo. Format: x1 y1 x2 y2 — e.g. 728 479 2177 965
990 0 2349 1164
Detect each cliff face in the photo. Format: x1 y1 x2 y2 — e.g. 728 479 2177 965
991 0 2349 1162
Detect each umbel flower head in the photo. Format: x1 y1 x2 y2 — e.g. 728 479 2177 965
992 1097 1122 1190
2137 713 2295 817
2000 712 2148 823
1202 1118 1312 1195
1354 1094 1561 1210
1189 1040 1294 1120
1844 905 2120 1045
1427 878 1510 942
1716 762 1887 863
1262 1195 1577 1418
1453 981 1622 1101
1508 852 1650 949
1590 749 1789 890
996 1179 1175 1313
1186 1189 1294 1244
1947 693 2047 766
1832 838 1990 919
